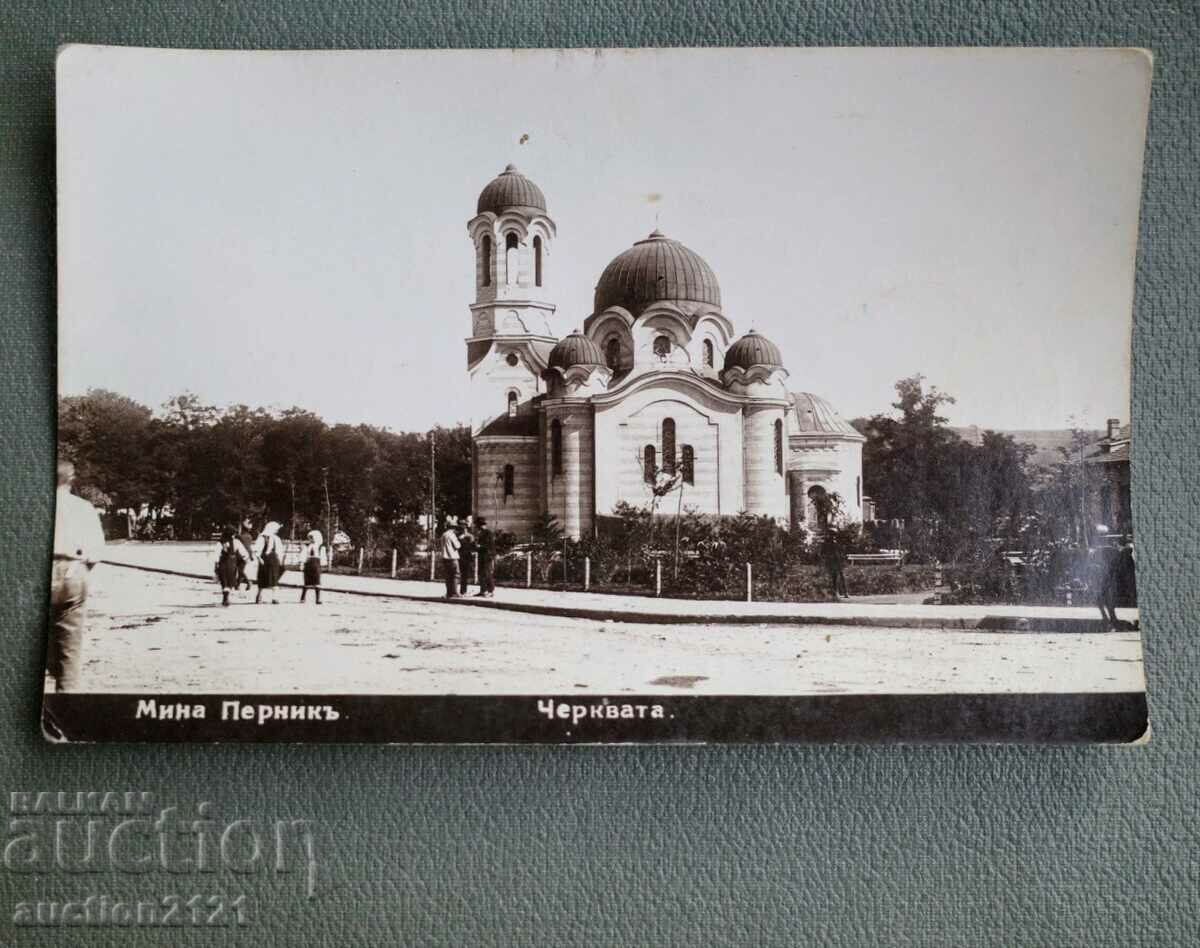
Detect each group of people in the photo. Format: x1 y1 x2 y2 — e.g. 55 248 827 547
212 520 325 606
438 515 496 599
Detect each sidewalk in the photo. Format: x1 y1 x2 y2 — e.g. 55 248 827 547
100 543 1138 633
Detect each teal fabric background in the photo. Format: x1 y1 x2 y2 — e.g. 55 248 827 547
2 3 1197 944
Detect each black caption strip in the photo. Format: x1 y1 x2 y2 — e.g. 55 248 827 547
43 692 1148 745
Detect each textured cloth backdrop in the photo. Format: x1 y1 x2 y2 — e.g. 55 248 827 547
1 3 1197 945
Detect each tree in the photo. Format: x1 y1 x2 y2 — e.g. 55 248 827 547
257 409 327 535
856 374 961 525
57 389 155 512
854 375 1038 563
431 425 472 521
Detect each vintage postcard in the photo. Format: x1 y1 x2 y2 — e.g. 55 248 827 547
46 46 1151 742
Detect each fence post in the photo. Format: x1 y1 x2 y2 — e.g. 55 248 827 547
563 539 568 586
429 548 435 582
655 559 662 597
746 562 752 603
933 561 943 605
584 556 590 592
391 548 397 578
357 548 364 574
526 550 532 588
473 552 479 584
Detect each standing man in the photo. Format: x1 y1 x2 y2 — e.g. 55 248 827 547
47 460 106 692
1092 527 1123 629
475 516 495 598
440 515 461 599
457 515 477 597
821 532 848 602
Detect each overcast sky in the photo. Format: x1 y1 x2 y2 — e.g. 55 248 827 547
57 46 1150 431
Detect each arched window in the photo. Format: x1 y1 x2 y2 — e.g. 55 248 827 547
653 335 671 361
503 464 515 498
507 391 518 418
774 419 784 475
681 445 694 485
643 445 656 484
533 236 543 287
505 232 519 285
481 235 492 287
662 418 676 475
808 485 828 531
605 337 621 371
702 339 714 368
551 419 563 476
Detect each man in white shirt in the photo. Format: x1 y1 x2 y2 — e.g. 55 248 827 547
48 460 105 692
440 515 461 599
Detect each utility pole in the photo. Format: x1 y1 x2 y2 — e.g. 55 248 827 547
289 473 297 541
428 430 437 581
1078 434 1089 549
322 467 332 563
673 470 685 582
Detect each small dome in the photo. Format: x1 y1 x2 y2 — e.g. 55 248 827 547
593 231 721 315
548 331 605 370
476 164 547 215
724 330 783 371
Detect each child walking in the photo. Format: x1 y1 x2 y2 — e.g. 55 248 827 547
254 521 284 604
300 529 323 604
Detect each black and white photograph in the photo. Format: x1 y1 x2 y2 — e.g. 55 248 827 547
45 45 1151 742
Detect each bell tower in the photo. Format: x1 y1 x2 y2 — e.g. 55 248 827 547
466 165 558 535
465 164 558 437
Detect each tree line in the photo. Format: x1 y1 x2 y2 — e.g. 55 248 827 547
58 390 471 555
852 374 1099 566
58 375 1098 574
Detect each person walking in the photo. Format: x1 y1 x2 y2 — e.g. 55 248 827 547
213 526 248 607
821 532 848 601
237 518 256 590
440 516 461 599
47 460 105 692
300 529 323 605
474 516 495 598
254 521 284 604
457 516 477 597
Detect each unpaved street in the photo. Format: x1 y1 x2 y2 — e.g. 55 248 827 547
64 562 1145 696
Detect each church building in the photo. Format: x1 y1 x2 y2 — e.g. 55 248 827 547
465 164 864 540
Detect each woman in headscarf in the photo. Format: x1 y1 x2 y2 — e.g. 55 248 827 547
213 526 248 607
300 528 323 605
254 521 284 604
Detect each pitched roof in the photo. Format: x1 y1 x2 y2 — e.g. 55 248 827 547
476 414 539 437
1085 442 1130 464
789 392 863 439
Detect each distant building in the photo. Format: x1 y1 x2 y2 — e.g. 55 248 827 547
952 425 1104 470
463 164 863 539
1084 418 1132 535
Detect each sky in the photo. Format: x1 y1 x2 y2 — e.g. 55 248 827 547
56 46 1151 431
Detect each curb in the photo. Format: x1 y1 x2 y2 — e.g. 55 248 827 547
102 560 1124 633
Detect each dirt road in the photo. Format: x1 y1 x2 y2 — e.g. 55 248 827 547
64 562 1144 696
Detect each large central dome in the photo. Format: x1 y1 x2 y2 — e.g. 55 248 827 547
593 231 722 315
